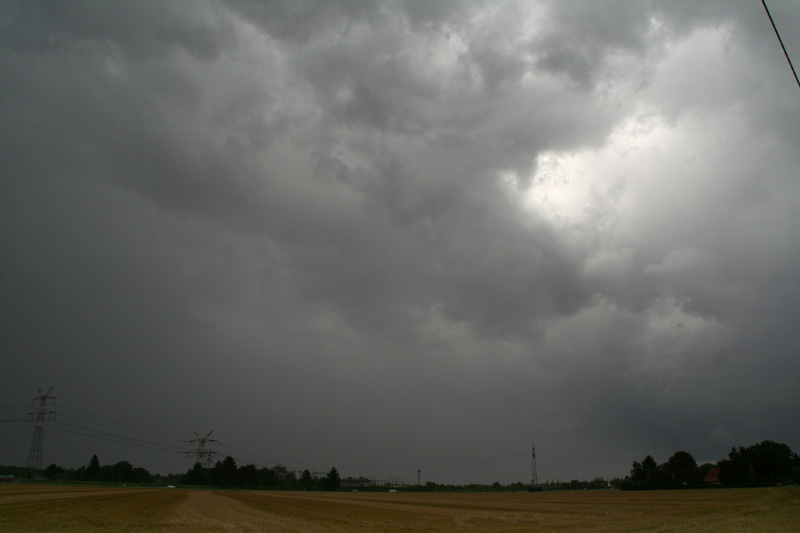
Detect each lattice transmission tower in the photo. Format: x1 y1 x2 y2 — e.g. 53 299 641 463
531 441 538 486
185 430 220 468
26 386 56 470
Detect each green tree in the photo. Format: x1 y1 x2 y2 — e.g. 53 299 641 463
747 464 757 484
299 469 315 490
238 464 259 487
590 477 609 489
111 461 134 482
746 441 795 483
629 455 661 489
132 467 151 484
212 456 239 488
665 451 699 488
258 467 275 487
86 454 101 481
98 465 114 482
720 441 798 485
43 463 64 480
182 462 206 485
271 465 298 489
323 466 341 491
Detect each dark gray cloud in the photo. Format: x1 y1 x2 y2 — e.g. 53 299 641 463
2 0 798 483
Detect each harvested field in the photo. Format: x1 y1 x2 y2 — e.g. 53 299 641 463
1 484 798 532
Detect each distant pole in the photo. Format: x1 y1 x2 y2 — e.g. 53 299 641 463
26 386 56 471
531 442 538 486
417 469 421 486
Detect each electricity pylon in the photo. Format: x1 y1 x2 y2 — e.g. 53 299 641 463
531 442 538 486
185 430 220 468
26 386 56 470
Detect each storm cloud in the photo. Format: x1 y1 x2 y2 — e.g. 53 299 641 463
2 0 798 483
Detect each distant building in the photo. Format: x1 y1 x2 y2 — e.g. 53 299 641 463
0 475 14 483
703 467 721 485
341 477 373 488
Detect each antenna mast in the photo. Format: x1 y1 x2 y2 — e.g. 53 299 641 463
26 386 56 471
531 441 538 486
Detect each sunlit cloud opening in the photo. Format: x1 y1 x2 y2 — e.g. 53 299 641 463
522 109 666 230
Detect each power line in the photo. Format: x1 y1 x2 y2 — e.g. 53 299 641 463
762 0 800 89
57 411 187 444
58 406 188 440
52 418 187 452
135 463 191 470
538 455 630 466
51 421 184 452
48 423 185 455
27 403 192 457
331 451 632 473
18 395 634 478
215 441 283 468
310 453 533 473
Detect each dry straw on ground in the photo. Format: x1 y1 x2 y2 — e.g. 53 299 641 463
1 484 798 532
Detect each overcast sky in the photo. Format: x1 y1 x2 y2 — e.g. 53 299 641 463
2 0 799 485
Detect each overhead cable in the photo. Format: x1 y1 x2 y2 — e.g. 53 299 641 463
762 0 800 89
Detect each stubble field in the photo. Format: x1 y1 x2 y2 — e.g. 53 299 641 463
0 484 798 532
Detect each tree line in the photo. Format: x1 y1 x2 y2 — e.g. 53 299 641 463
2 455 344 490
181 456 342 490
0 455 160 484
5 439 797 491
622 440 800 490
